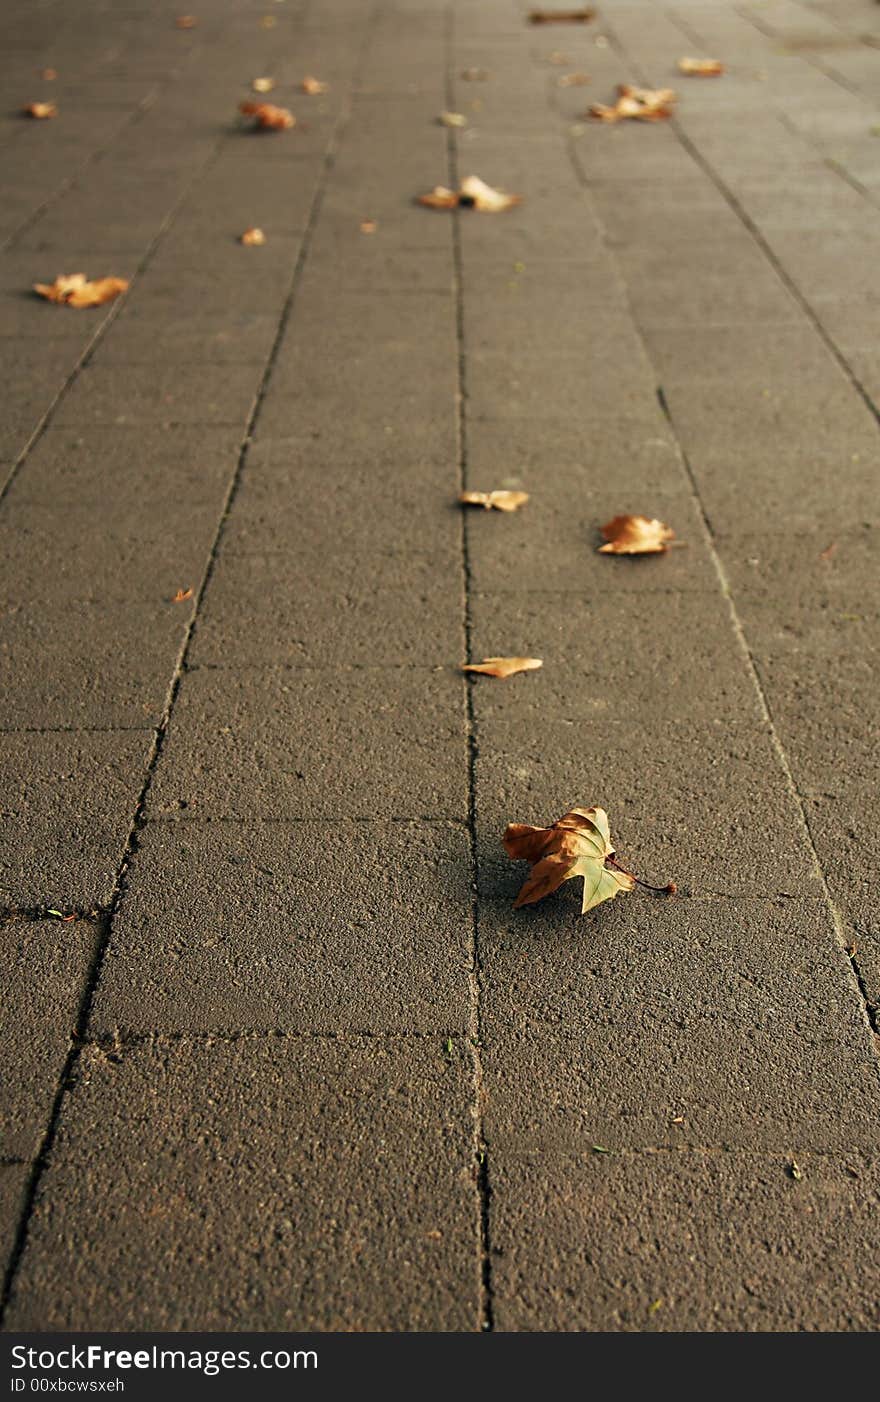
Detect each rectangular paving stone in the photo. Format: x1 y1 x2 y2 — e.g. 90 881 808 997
148 667 468 822
490 1151 880 1331
0 1166 29 1278
52 364 260 427
0 917 100 1160
4 1038 479 1331
474 718 819 898
0 731 152 909
190 549 462 668
91 820 471 1035
478 897 879 1154
91 309 282 365
468 588 761 725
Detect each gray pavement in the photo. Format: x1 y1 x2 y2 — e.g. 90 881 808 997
1 0 879 1333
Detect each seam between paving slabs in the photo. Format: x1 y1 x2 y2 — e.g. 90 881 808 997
560 39 880 1063
445 1 493 1337
0 4 382 1327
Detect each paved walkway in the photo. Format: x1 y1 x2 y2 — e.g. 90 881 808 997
1 0 879 1332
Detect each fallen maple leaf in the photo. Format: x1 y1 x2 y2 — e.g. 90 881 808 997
301 76 328 94
172 587 193 603
23 102 57 118
438 110 467 126
529 8 596 21
460 489 529 512
598 514 675 554
33 273 129 308
239 100 295 130
557 72 591 86
678 56 724 76
419 175 521 212
251 76 275 93
504 807 634 914
40 68 58 81
590 84 677 122
360 219 378 234
462 657 542 678
175 15 197 27
239 226 266 245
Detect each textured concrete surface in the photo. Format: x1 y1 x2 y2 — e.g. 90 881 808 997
2 0 879 1334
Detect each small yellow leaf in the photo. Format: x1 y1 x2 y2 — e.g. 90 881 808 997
23 102 57 119
239 227 266 245
40 68 58 80
678 56 724 76
260 14 277 27
438 111 467 127
360 219 378 234
462 657 542 679
418 185 460 209
172 587 193 603
301 76 328 94
590 84 676 122
251 77 276 93
598 514 675 555
460 174 522 212
239 100 295 130
33 274 129 308
460 490 529 512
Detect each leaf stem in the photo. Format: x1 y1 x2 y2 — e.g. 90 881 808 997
606 856 676 896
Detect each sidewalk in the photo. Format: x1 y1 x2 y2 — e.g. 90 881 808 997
1 0 879 1331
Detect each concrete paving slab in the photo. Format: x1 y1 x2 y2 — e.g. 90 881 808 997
91 820 471 1035
490 1151 880 1331
5 1037 479 1331
147 666 468 822
51 363 260 427
0 731 152 910
0 917 100 1160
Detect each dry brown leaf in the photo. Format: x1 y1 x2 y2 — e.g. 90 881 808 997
438 110 467 126
678 56 724 76
172 587 193 603
33 273 129 308
461 67 490 81
239 100 295 130
590 84 677 122
557 72 591 86
460 489 529 512
251 76 275 93
301 76 328 94
239 227 266 245
462 657 542 679
504 807 634 915
175 15 197 27
360 219 378 234
418 185 460 210
418 177 521 212
598 514 675 555
40 68 58 81
23 102 57 119
529 8 596 21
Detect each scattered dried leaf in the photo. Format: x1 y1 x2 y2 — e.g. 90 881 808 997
301 75 328 94
648 1299 664 1315
461 67 490 81
503 806 634 915
40 68 58 81
23 102 57 119
239 227 266 245
172 587 193 603
819 541 838 561
460 489 529 512
48 909 77 921
251 76 276 93
590 84 677 122
598 514 675 554
239 100 295 130
463 657 542 679
33 273 128 308
529 8 596 21
425 1230 443 1241
260 14 277 27
678 56 724 76
788 1160 804 1182
418 185 460 210
557 72 591 86
419 175 522 212
359 218 378 234
438 110 467 126
175 15 197 27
